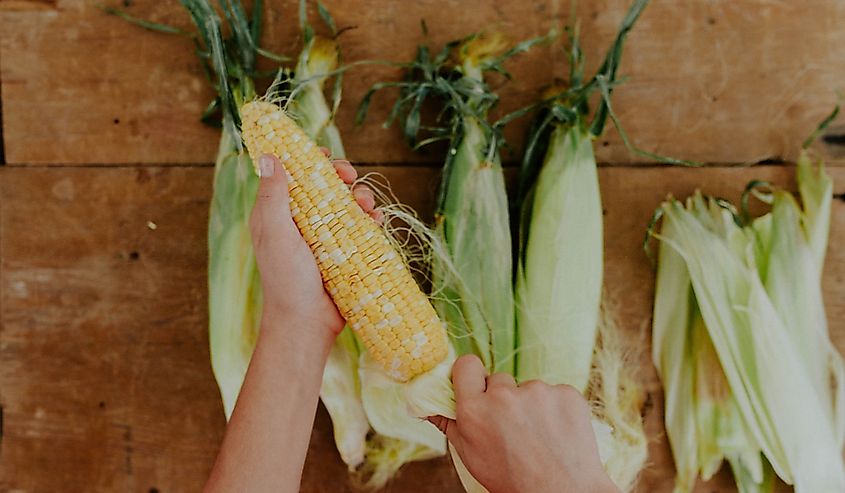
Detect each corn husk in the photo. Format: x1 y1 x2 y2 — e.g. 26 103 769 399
515 124 602 391
652 155 845 491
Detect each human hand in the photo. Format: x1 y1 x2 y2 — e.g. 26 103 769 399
428 355 619 493
250 149 383 345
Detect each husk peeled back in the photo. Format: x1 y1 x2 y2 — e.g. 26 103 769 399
591 306 649 492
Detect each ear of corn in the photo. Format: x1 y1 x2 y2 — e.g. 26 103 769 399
286 20 447 477
509 3 651 490
240 101 449 382
430 32 522 375
515 124 602 391
434 115 515 373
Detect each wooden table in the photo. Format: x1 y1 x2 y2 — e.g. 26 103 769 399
1 1 843 491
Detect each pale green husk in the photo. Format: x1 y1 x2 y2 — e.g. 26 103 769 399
652 153 845 492
515 124 602 392
434 115 515 373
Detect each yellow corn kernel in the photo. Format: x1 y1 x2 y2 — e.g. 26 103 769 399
240 100 448 381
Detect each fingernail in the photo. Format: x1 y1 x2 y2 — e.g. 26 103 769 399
258 155 275 178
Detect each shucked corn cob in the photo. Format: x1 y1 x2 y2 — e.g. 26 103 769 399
240 101 448 381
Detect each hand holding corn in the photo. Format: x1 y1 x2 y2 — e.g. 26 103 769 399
249 150 380 344
241 101 449 381
206 151 380 493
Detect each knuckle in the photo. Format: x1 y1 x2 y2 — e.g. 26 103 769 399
488 385 517 407
354 186 373 198
519 379 548 391
554 384 586 403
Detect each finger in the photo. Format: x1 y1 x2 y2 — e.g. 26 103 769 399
368 209 385 225
353 185 376 212
319 146 331 157
253 154 290 215
332 159 357 184
486 372 517 389
452 355 487 401
427 415 459 444
250 154 292 241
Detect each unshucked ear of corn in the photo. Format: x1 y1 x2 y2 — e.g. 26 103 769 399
511 2 651 490
515 123 602 391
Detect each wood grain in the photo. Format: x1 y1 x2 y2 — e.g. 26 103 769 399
1 164 842 492
1 0 844 166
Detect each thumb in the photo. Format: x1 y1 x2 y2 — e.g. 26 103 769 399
250 153 297 247
254 153 291 217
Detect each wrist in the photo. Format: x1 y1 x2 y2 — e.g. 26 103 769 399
257 308 337 358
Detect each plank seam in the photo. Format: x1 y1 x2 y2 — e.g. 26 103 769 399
0 71 5 166
3 162 842 170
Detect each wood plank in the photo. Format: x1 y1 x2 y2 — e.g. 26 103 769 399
1 164 843 491
2 1 844 166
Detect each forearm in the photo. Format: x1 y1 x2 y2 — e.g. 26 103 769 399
204 312 334 493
